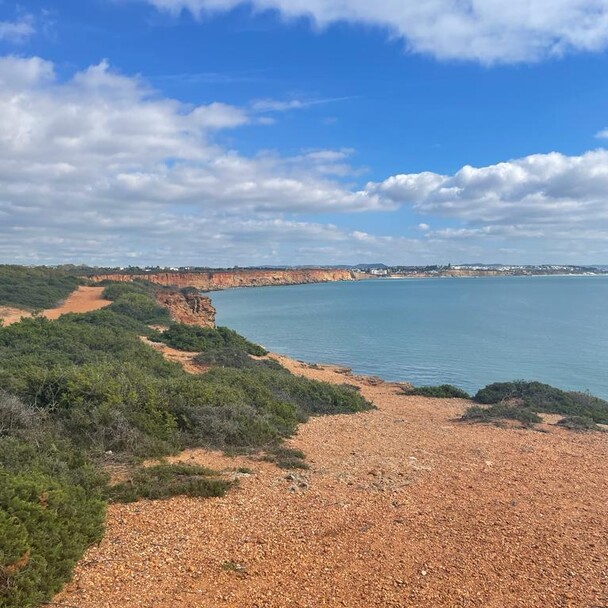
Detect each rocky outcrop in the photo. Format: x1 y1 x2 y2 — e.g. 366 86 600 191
155 292 216 327
89 268 356 291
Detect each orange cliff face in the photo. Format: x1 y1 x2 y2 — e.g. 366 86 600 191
87 268 356 291
155 291 216 328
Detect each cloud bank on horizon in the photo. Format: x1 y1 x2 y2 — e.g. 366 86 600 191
144 0 608 63
0 1 608 265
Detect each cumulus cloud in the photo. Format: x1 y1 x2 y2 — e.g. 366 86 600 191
360 150 608 263
141 0 608 63
366 150 608 227
2 54 608 266
0 55 394 265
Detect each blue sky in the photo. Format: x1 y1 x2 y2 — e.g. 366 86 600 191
1 1 608 265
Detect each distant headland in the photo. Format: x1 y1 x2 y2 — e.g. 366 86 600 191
76 262 607 291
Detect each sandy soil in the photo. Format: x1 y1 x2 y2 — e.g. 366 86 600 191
53 353 608 608
0 286 111 325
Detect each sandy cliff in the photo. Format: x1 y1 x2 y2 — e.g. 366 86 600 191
88 268 355 291
155 291 216 327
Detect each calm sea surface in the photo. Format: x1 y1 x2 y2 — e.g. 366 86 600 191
211 276 608 398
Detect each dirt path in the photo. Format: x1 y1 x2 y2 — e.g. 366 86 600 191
0 286 111 325
54 355 608 608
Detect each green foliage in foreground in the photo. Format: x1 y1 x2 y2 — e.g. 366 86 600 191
0 266 81 311
108 463 230 503
474 381 608 423
0 283 372 607
152 323 268 356
405 384 470 399
0 393 105 608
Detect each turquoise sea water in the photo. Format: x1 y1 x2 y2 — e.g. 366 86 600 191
211 276 608 398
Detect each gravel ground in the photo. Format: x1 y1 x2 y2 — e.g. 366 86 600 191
55 355 608 608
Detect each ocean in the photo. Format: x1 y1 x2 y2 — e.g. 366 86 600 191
211 275 608 398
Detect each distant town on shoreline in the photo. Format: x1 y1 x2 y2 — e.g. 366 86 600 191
45 262 608 278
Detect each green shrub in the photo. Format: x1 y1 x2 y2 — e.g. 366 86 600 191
101 281 155 301
193 348 287 371
474 381 608 423
21 363 179 459
193 347 257 369
108 463 230 503
268 446 308 469
405 384 470 399
0 438 105 608
276 457 309 470
107 293 170 325
556 415 601 431
461 404 542 425
153 324 267 356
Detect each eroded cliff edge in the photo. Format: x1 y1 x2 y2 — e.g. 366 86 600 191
89 268 356 291
155 291 216 328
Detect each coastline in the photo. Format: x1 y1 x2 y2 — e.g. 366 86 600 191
54 351 608 608
210 274 608 399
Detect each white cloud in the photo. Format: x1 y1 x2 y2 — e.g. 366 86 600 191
141 0 608 63
0 55 395 265
2 55 608 266
362 149 608 263
596 128 608 139
250 96 353 113
0 15 35 43
367 150 608 227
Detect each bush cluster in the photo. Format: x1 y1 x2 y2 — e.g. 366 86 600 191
461 404 542 425
473 381 608 423
152 323 267 355
108 463 230 503
0 266 81 311
556 415 601 431
404 384 470 399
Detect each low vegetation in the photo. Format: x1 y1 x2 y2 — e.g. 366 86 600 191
151 323 267 355
0 265 81 310
556 415 602 431
461 380 608 427
404 384 470 399
266 446 309 469
193 346 284 370
461 404 542 426
108 463 230 503
0 280 372 607
0 392 105 608
473 381 608 423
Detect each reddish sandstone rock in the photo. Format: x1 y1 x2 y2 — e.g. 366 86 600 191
88 268 355 291
155 291 216 327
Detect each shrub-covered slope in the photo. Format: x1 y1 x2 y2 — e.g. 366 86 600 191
0 281 372 608
0 266 81 311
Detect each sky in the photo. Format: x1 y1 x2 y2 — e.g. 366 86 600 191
1 1 608 266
